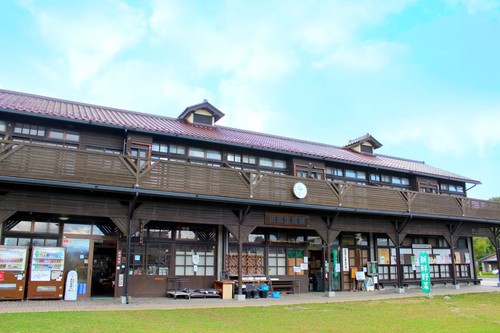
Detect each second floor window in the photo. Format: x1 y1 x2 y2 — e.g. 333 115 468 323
439 183 465 196
48 129 80 142
14 123 45 137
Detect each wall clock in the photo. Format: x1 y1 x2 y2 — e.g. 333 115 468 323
292 182 308 199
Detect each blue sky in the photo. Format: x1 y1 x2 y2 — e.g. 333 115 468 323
1 0 499 200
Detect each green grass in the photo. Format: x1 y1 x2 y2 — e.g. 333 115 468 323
1 293 499 333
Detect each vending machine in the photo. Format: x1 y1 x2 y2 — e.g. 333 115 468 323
0 245 29 300
26 246 66 300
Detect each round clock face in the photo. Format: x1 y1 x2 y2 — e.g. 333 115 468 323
293 182 308 199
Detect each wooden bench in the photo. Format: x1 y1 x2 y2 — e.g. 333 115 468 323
269 280 299 294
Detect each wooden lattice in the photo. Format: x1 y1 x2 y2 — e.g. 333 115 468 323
226 254 264 276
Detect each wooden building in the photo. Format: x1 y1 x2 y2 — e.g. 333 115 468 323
0 88 499 299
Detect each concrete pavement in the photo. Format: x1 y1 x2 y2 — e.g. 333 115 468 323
1 278 498 313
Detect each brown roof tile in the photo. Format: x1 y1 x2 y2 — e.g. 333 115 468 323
0 89 480 184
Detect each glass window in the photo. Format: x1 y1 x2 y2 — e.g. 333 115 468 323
66 131 80 141
14 123 45 137
345 170 366 179
188 148 205 158
3 237 18 246
48 129 65 140
34 222 60 234
227 153 241 163
18 238 31 246
175 244 215 276
149 227 172 239
206 150 221 160
152 143 168 153
268 247 286 275
146 243 170 275
170 145 185 155
176 228 196 240
296 169 308 178
259 158 273 167
63 223 92 235
0 120 5 132
248 233 265 243
345 170 356 178
242 155 256 164
376 237 388 246
9 221 32 232
274 160 286 169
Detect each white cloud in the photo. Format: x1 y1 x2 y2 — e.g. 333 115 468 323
378 104 500 159
292 0 415 52
217 79 279 132
23 1 148 86
313 40 409 71
84 59 211 116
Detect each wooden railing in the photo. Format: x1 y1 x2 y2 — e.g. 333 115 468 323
1 140 499 221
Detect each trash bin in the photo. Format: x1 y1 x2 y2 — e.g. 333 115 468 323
258 283 269 298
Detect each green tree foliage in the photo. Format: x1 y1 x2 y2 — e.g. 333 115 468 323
473 237 495 260
490 197 500 202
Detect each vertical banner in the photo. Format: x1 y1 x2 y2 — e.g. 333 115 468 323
342 248 349 272
332 249 338 278
419 252 431 294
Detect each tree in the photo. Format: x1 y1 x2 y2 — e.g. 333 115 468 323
472 197 500 261
473 237 495 260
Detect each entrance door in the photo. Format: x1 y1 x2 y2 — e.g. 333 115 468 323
63 238 91 297
342 248 369 291
91 242 117 297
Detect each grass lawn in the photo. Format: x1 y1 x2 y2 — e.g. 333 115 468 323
1 293 499 333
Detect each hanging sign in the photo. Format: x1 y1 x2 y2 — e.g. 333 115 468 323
419 252 431 294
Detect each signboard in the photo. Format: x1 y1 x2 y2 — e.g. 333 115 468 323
342 248 349 271
64 270 78 301
419 252 431 294
264 212 309 227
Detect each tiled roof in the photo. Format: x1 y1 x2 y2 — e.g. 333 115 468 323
0 89 480 184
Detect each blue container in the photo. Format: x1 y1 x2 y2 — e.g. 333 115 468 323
271 291 281 298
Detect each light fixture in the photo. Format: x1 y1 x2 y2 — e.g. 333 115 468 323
58 216 69 221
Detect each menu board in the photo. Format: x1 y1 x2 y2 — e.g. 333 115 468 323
0 246 28 271
30 247 65 282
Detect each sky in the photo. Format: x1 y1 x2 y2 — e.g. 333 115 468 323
0 0 499 200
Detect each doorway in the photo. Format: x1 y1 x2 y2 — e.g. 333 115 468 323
91 242 116 297
342 248 369 291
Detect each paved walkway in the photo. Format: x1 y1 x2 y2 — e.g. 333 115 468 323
1 278 498 313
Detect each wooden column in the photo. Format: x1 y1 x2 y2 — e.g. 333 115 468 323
489 227 500 283
392 217 411 290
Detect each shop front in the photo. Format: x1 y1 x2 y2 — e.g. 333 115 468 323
1 214 119 299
